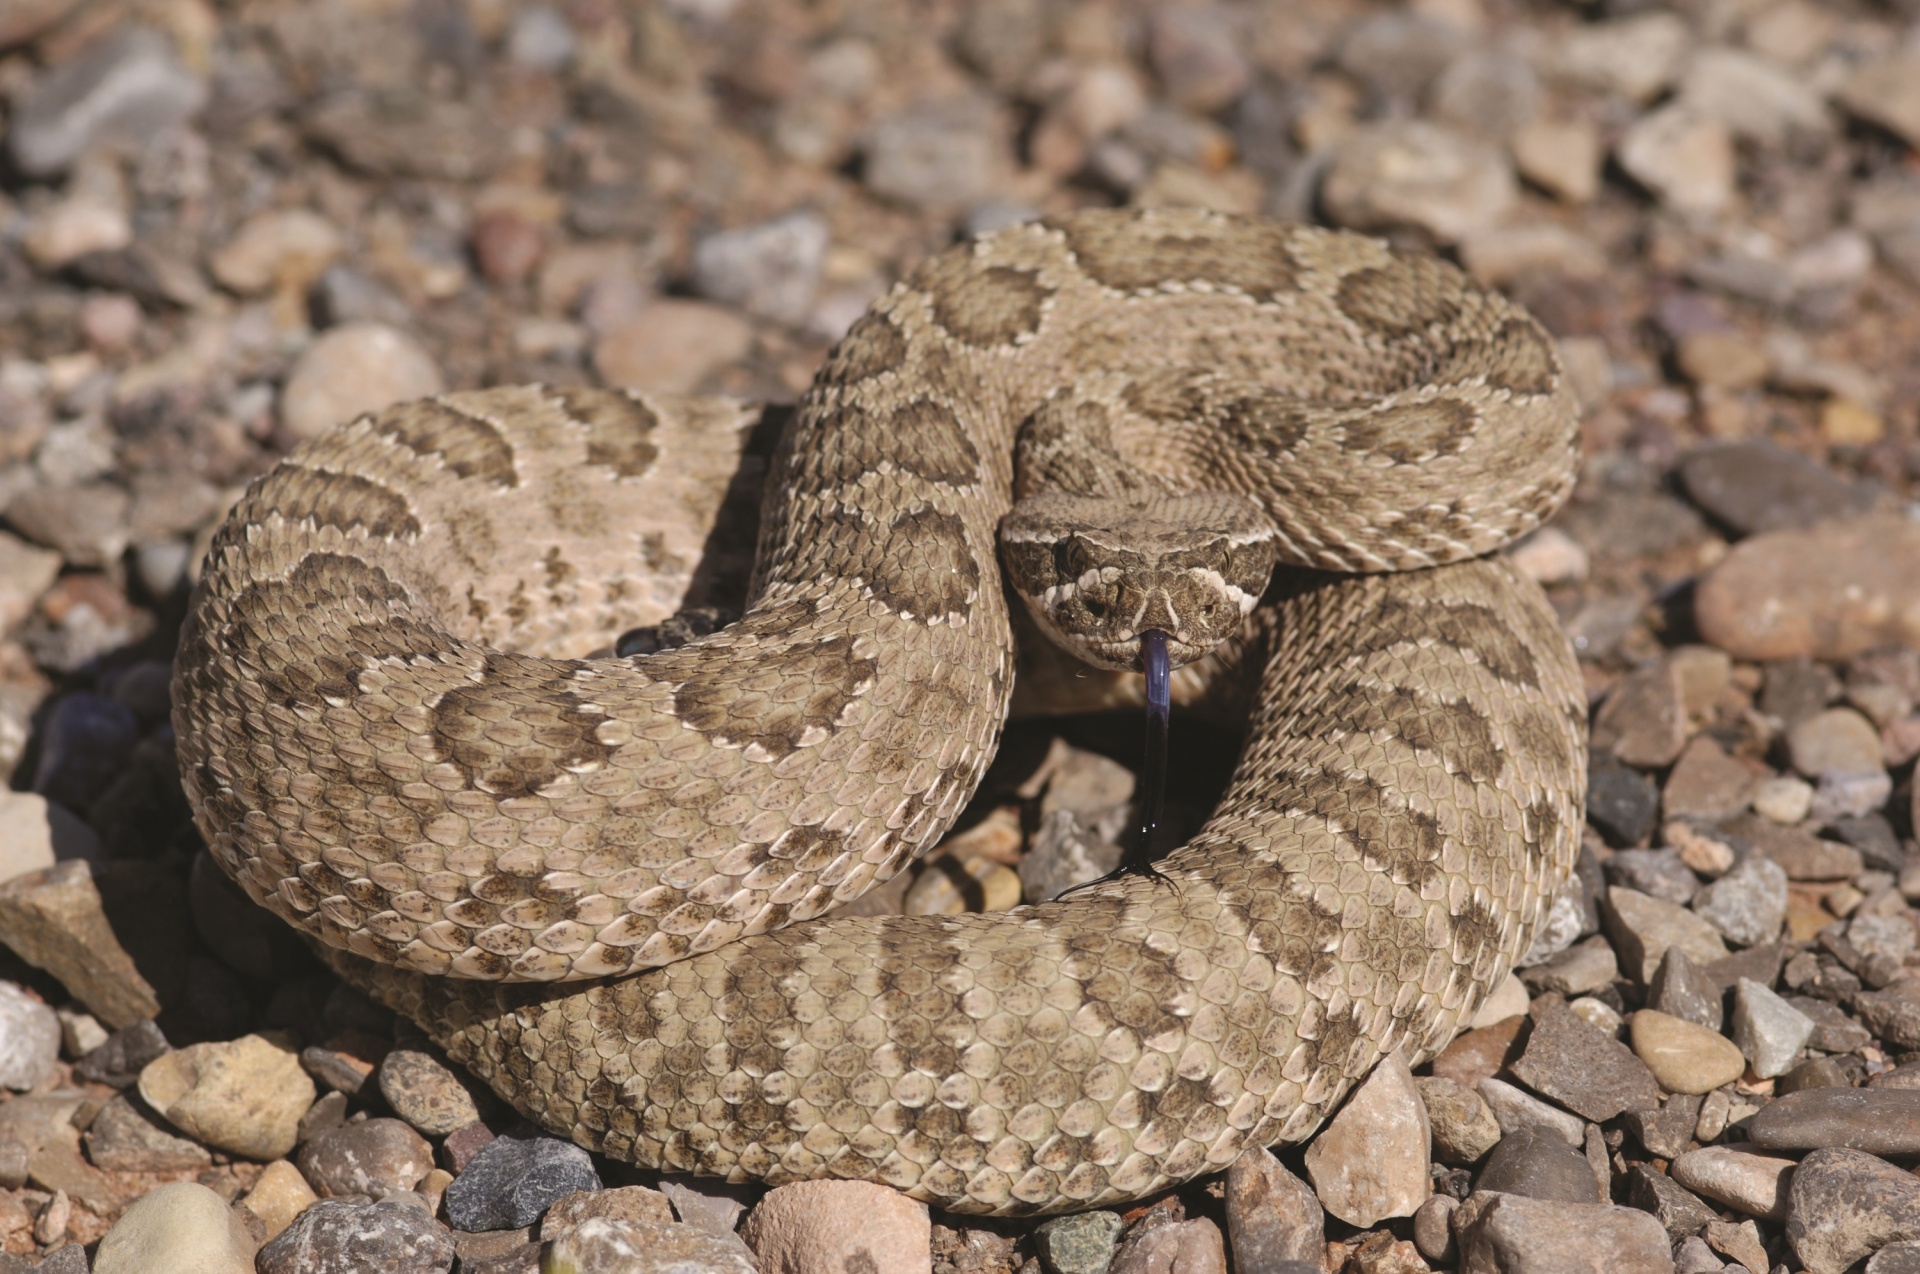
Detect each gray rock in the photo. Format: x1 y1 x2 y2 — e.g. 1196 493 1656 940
1751 1087 1920 1156
1729 977 1815 1079
1594 665 1688 771
9 28 207 176
1605 849 1699 905
1672 1234 1724 1274
1778 1055 1864 1095
1649 946 1723 1031
257 1198 454 1274
1847 913 1918 964
1453 1191 1675 1274
1335 14 1469 101
1720 814 1863 881
1622 1092 1702 1159
657 1179 749 1236
1856 979 1920 1050
83 1092 210 1172
863 98 1005 211
7 481 130 570
1511 1002 1659 1122
297 1117 434 1199
1224 1145 1322 1271
1476 1076 1586 1147
1676 47 1829 147
1020 809 1123 903
1146 6 1248 114
691 211 829 328
1605 886 1729 983
443 1133 601 1232
1519 935 1616 997
1692 855 1787 948
0 982 58 1091
1413 1193 1457 1265
1624 1165 1716 1240
1679 439 1876 540
1034 1210 1124 1274
1476 1125 1599 1204
1550 10 1690 103
1787 1146 1920 1274
1810 768 1893 823
1587 758 1660 847
75 1019 168 1087
1662 736 1759 823
1429 51 1539 142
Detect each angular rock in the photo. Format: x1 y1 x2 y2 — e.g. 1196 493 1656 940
1108 1216 1226 1274
1624 1165 1716 1241
1729 978 1814 1079
1032 1211 1124 1274
1415 1076 1502 1165
1321 120 1515 243
1692 856 1787 948
1476 1124 1599 1204
8 28 207 177
1453 1191 1675 1274
1511 1002 1660 1122
1679 440 1878 538
0 860 160 1028
76 1018 169 1087
1593 664 1687 769
256 1198 455 1274
137 1033 313 1160
0 982 58 1092
238 1159 319 1243
1604 849 1698 906
298 1118 435 1199
1586 758 1660 847
1649 947 1723 1031
1225 1145 1323 1270
1720 814 1862 881
1476 1076 1586 1146
83 1092 211 1172
1857 979 1920 1049
691 211 829 328
1622 1092 1703 1159
1787 1146 1920 1274
1302 1051 1430 1227
1605 887 1729 983
443 1133 601 1232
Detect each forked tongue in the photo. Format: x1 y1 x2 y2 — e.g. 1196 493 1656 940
1139 628 1170 856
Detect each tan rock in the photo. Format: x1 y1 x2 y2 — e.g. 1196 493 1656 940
139 1033 316 1160
1670 1146 1794 1221
1630 1010 1747 1095
741 1180 931 1274
0 860 159 1028
93 1182 255 1274
1696 516 1920 661
1303 1051 1430 1227
279 323 445 443
209 209 344 296
237 1159 318 1242
594 300 754 393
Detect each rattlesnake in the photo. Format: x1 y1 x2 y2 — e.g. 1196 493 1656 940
172 208 1587 1215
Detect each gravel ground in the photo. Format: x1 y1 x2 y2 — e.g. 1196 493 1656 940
4 0 1920 1271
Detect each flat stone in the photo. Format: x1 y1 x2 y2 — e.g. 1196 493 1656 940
442 1133 601 1232
1303 1051 1430 1227
1692 855 1788 948
1649 946 1723 1031
1477 1124 1600 1204
1856 980 1920 1050
378 1050 481 1138
1750 1087 1920 1156
539 1186 673 1239
0 861 160 1029
1631 1009 1747 1095
280 323 446 444
1224 1144 1323 1270
91 1181 253 1274
1594 663 1687 769
1321 119 1515 243
1719 814 1863 881
256 1198 455 1274
0 982 57 1092
1671 1147 1796 1221
1786 1146 1920 1274
1453 1191 1675 1274
543 1217 757 1274
1679 440 1878 538
304 90 504 181
83 1093 211 1172
1605 849 1699 906
594 301 754 394
1520 935 1617 997
1871 1242 1920 1274
298 1118 435 1199
1696 516 1920 662
1607 887 1729 983
137 1033 315 1161
1032 1211 1125 1274
29 1122 117 1211
1618 105 1735 216
1729 978 1814 1079
658 1179 749 1236
1511 1001 1660 1122
1624 1165 1717 1240
1415 1076 1502 1164
8 28 207 177
1476 1076 1586 1146
1662 737 1760 822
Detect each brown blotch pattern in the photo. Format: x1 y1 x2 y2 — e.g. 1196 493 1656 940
250 465 422 540
1283 764 1448 893
1434 318 1561 397
862 508 981 620
220 552 419 707
431 653 614 798
790 397 982 487
555 387 663 478
1362 596 1542 690
665 634 878 756
1340 399 1478 464
371 398 519 487
1300 682 1504 784
1334 251 1470 337
819 310 910 384
1057 211 1300 300
919 256 1052 347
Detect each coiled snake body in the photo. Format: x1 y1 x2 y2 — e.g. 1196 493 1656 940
173 209 1586 1215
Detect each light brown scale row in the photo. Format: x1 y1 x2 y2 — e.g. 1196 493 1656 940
175 209 1585 1213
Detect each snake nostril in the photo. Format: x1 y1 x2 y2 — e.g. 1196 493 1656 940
1082 595 1108 619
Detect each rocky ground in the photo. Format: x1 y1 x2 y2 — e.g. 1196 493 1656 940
1 0 1920 1271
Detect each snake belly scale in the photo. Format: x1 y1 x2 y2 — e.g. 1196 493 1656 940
172 208 1587 1215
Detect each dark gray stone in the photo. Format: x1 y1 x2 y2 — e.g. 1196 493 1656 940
1604 848 1699 905
1588 756 1659 847
1624 1165 1716 1241
442 1132 601 1232
75 1018 168 1087
1679 440 1879 538
1649 946 1723 1030
1475 1125 1599 1204
1510 1002 1660 1122
1750 1087 1920 1156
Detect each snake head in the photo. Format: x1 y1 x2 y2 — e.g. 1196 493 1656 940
999 490 1279 672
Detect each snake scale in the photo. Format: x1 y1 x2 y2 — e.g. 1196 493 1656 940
173 208 1587 1215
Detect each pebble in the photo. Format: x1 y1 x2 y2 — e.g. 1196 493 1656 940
1224 1145 1323 1270
1624 1165 1718 1240
91 1181 254 1274
506 7 576 70
1511 117 1602 205
1749 1087 1920 1156
1519 935 1616 997
0 860 161 1029
76 1018 169 1087
1872 1243 1920 1274
8 28 208 177
1695 516 1920 662
1147 6 1248 114
1505 527 1589 586
1587 758 1661 847
237 1159 319 1242
1301 1051 1430 1227
658 1179 749 1235
1108 1216 1227 1274
1550 10 1691 103
378 1050 481 1137
469 210 545 286
1729 977 1814 1079
1790 996 1872 1053
1320 120 1515 243
442 1132 601 1231
137 1033 315 1160
1476 1076 1586 1146
540 1186 673 1239
1623 1092 1702 1159
863 98 1004 211
1511 1002 1660 1122
1429 50 1539 141
1671 1146 1796 1222
1850 912 1918 963
1471 972 1532 1030
543 1217 757 1274
1415 1076 1502 1164
1020 809 1124 902
1786 1146 1920 1274
1605 848 1698 906
1631 1009 1748 1094
1812 768 1894 823
23 193 132 270
1412 1193 1457 1264
1854 979 1920 1050
0 532 61 638
280 323 446 444
1606 887 1729 983
1692 855 1787 948
1476 1124 1599 1204
1675 331 1771 394
1662 736 1758 823
594 300 755 393
1032 1211 1125 1274
691 211 830 328
1452 1191 1674 1273
0 983 58 1092
1678 440 1877 538
298 1117 435 1199
83 1092 210 1172
1594 664 1687 769
1649 947 1723 1031
1617 105 1735 216
8 480 130 569
1722 815 1863 881
1788 706 1885 778
209 209 345 296
256 1198 455 1274
1752 776 1814 825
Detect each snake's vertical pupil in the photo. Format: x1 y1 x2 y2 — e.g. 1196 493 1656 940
1140 629 1171 855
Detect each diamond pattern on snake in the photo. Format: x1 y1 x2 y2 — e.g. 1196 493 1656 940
172 207 1586 1215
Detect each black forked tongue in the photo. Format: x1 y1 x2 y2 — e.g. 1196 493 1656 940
1056 630 1175 900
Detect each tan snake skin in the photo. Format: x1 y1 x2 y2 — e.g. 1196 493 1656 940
173 208 1587 1214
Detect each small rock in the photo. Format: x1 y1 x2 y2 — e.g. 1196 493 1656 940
1692 855 1788 948
137 1033 315 1160
542 1217 756 1274
1320 120 1515 243
1704 1216 1770 1273
0 983 57 1091
1648 947 1723 1031
378 1050 481 1137
1020 809 1124 903
1511 1001 1660 1122
1789 996 1873 1054
1671 1146 1795 1221
1433 1016 1527 1090
91 1181 254 1274
1752 776 1815 825
735 1180 931 1274
1476 1124 1599 1204
304 92 504 182
256 1198 454 1274
76 1018 169 1087
1148 6 1248 114
1337 14 1469 102
657 1179 748 1236
1788 707 1885 778
442 1133 601 1232
1679 440 1877 538
691 211 830 328
540 1186 673 1240
1520 935 1617 998
1786 1146 1920 1274
1470 973 1533 1031
1511 117 1602 205
1302 1051 1430 1227
1429 50 1539 141
1631 1009 1747 1094
22 192 131 270
506 7 575 70
1624 1164 1718 1240
238 1159 319 1242
1108 1215 1227 1274
280 323 446 444
1750 1087 1920 1156
210 209 344 296
1606 887 1729 983
1722 815 1863 881
1415 1076 1502 1164
0 860 160 1028
1696 517 1920 662
1476 1076 1586 1146
1675 331 1771 394
1605 849 1698 906
1550 10 1691 103
1224 1144 1322 1270
1837 53 1920 150
594 301 754 393
1032 1211 1125 1274
1662 737 1759 823
1855 979 1920 1050
83 1092 211 1172
1617 106 1735 217
8 480 130 569
1729 977 1814 1079
1413 1193 1457 1264
1506 527 1589 586
1453 1191 1675 1273
1623 1093 1703 1159
298 1118 435 1199
1871 1242 1920 1274
1587 759 1661 847
8 28 207 177
469 211 545 286
863 98 1005 211
1594 664 1687 769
